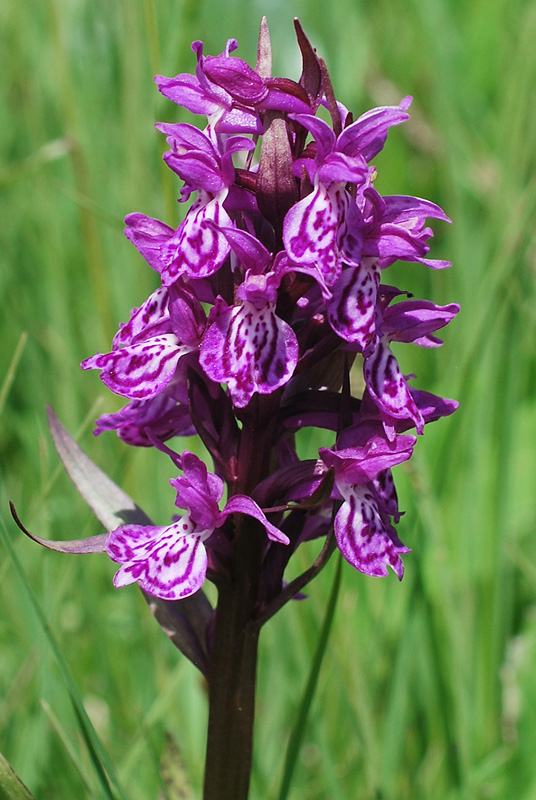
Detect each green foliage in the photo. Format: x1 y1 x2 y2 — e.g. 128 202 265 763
2 0 536 798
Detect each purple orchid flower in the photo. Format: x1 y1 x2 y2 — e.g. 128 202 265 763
81 283 205 401
320 425 415 579
363 293 460 438
200 268 299 408
107 452 289 600
282 99 411 285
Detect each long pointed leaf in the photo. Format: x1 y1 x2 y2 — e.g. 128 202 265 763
44 406 212 675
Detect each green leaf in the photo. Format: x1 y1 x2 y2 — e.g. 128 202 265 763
0 753 34 800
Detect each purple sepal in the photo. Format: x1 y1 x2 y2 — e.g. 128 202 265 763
363 191 451 269
337 98 412 162
94 389 194 446
155 72 229 117
214 226 271 274
381 299 460 346
223 495 290 544
124 213 175 273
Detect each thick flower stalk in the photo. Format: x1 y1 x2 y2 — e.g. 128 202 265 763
17 18 458 800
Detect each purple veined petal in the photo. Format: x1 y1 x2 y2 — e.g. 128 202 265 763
288 113 336 162
327 261 380 349
215 226 271 274
334 484 408 579
200 298 299 408
160 193 232 284
124 213 175 273
283 185 341 286
163 150 226 194
372 468 402 522
94 391 194 446
320 432 415 485
364 222 430 262
382 300 460 346
337 195 364 267
337 99 412 162
203 54 268 105
156 121 219 157
113 286 170 348
222 495 290 544
363 337 424 436
381 195 451 225
155 73 229 116
108 520 209 601
82 335 192 401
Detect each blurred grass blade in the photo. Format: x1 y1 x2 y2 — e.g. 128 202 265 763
158 732 194 800
0 333 27 419
40 700 97 797
0 753 35 800
0 139 71 189
0 522 126 800
277 554 343 800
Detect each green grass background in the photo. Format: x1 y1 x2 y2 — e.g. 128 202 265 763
2 0 536 797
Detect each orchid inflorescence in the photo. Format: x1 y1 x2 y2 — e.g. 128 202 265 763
29 20 458 630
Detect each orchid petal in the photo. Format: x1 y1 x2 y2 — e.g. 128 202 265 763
160 194 232 284
200 299 299 408
283 185 340 285
364 338 424 436
113 286 169 348
108 521 208 601
334 485 409 579
222 495 290 544
327 262 380 349
82 335 191 401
